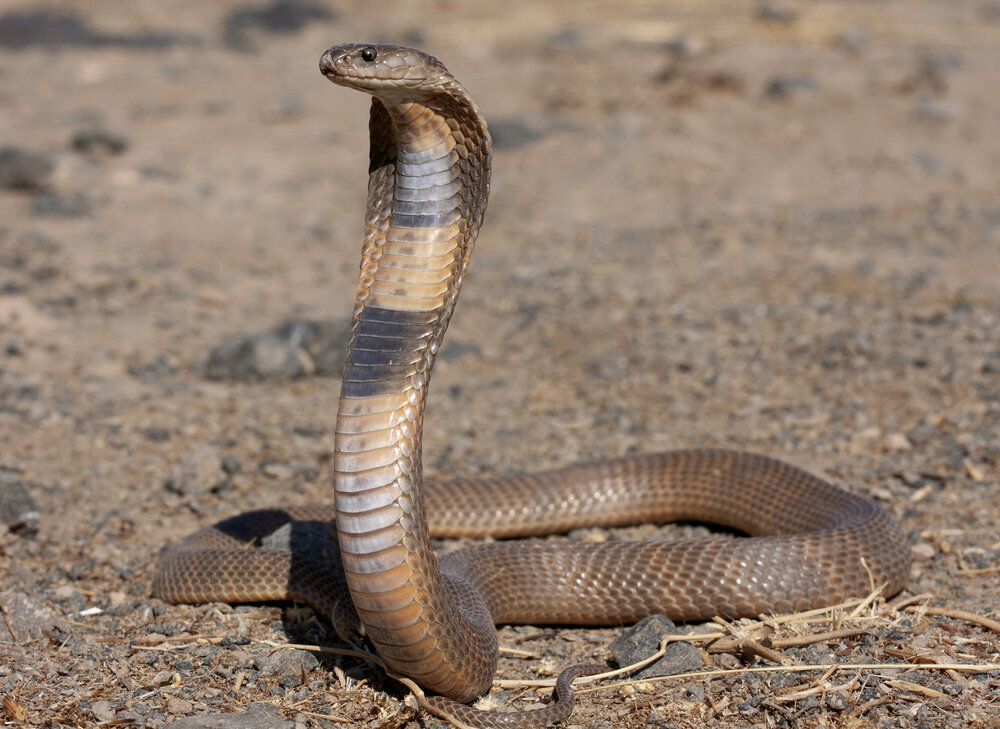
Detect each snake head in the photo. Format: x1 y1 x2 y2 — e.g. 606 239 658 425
319 43 455 100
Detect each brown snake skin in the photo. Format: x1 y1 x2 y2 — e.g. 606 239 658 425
152 44 911 728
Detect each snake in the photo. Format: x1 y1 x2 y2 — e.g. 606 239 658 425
151 43 911 728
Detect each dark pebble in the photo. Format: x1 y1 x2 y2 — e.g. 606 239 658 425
71 128 129 156
142 426 171 442
826 692 849 711
940 681 965 697
292 424 324 438
858 686 880 703
765 76 818 99
798 642 837 664
609 614 702 678
0 146 53 191
683 685 705 701
220 454 242 475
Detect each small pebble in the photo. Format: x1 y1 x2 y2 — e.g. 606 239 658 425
826 692 849 711
764 76 818 99
71 128 129 156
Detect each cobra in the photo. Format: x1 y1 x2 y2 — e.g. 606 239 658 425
152 43 910 728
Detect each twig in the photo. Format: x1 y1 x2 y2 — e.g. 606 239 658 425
958 565 1000 576
772 627 869 648
771 674 858 704
886 679 947 699
0 599 18 643
907 605 1000 633
297 710 351 724
136 633 225 645
711 616 787 664
888 592 935 611
846 584 885 620
573 661 1000 697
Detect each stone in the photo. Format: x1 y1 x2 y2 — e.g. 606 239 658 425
609 614 702 679
71 128 128 156
256 647 319 677
163 445 224 496
165 702 294 729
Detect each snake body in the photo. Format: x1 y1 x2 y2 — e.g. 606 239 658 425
152 44 910 727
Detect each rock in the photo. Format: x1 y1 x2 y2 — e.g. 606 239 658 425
764 76 818 99
220 455 242 475
0 592 58 641
0 472 39 537
203 318 350 380
165 697 193 716
142 426 171 443
826 692 849 711
91 700 116 722
165 702 293 729
0 146 53 191
609 614 702 679
884 432 912 452
71 128 128 156
256 647 319 677
163 445 225 496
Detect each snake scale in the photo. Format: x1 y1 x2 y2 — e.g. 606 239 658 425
152 44 911 728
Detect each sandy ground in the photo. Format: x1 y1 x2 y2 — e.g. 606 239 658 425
1 0 998 727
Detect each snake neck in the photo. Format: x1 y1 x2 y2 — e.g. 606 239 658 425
333 92 495 700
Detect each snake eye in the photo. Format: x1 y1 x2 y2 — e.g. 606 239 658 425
360 47 377 62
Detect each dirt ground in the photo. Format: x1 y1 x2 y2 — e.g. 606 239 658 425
1 0 999 727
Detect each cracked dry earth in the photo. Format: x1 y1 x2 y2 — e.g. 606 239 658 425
1 0 999 728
